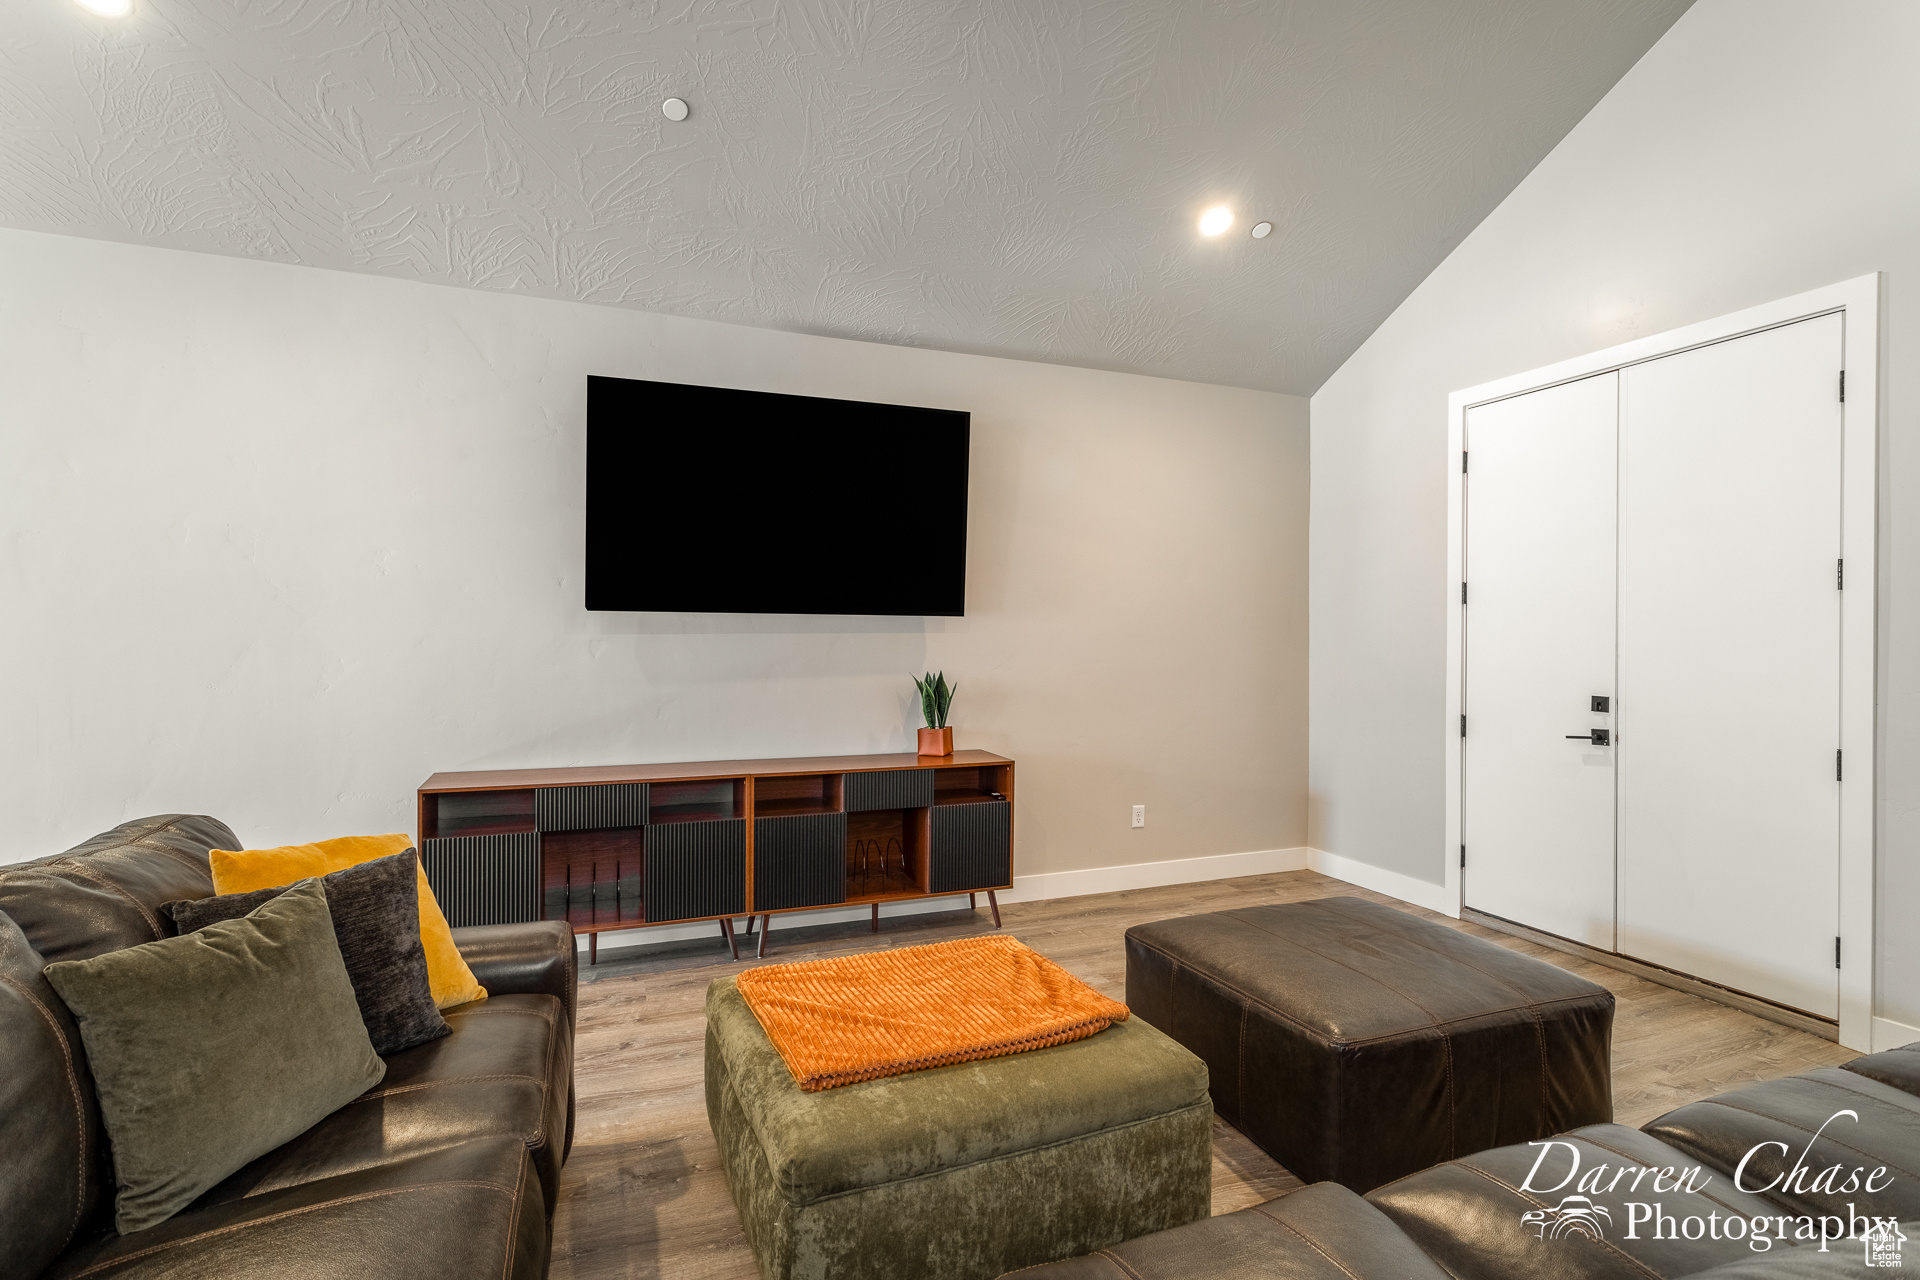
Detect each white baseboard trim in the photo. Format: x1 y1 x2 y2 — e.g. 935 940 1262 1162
1872 1016 1920 1054
1306 848 1455 916
577 845 1314 956
1000 846 1311 904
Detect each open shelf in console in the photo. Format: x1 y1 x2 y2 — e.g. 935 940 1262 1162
932 764 1011 807
542 827 644 928
426 789 535 838
753 773 844 819
650 778 745 825
844 806 928 900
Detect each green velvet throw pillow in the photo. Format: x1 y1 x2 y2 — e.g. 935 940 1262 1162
162 850 449 1056
43 878 385 1234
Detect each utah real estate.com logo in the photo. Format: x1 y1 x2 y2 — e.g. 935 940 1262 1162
1520 1109 1907 1267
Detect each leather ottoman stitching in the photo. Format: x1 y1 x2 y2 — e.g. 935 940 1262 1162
1529 1003 1549 1129
1235 1003 1248 1120
1209 914 1450 1026
1327 904 1571 1005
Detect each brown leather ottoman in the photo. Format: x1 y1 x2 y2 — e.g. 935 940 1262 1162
1125 897 1613 1192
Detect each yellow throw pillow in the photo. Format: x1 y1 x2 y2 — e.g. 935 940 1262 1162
210 834 486 1009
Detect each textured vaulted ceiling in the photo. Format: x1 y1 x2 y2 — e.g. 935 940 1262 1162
0 0 1690 394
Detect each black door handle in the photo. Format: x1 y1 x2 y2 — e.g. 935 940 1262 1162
1566 729 1611 745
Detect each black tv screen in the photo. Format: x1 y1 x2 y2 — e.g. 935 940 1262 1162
585 376 970 615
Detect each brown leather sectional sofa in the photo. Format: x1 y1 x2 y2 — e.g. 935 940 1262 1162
0 815 576 1280
1015 1039 1920 1278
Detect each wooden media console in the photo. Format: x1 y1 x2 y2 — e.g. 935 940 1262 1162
416 751 1015 962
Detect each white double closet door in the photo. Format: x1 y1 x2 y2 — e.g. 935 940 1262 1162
1462 314 1844 1019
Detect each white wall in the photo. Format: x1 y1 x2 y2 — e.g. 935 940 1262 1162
2 228 1309 887
1308 0 1920 1022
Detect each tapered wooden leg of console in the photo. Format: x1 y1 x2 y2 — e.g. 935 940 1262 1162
871 902 880 933
744 915 755 936
756 915 769 959
720 917 739 960
987 890 1001 928
589 933 597 965
970 892 977 910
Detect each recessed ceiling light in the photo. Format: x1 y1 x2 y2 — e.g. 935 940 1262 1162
1251 221 1273 240
662 98 690 122
1198 206 1234 237
76 0 132 13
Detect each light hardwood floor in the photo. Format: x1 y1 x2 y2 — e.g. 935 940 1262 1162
549 869 1856 1280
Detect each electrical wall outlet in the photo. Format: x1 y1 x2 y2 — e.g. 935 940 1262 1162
1132 804 1146 828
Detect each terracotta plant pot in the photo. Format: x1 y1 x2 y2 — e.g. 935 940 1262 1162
917 726 954 757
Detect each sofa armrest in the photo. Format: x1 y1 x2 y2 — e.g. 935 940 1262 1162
451 921 576 1033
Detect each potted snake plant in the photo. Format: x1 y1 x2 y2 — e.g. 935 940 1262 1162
912 671 957 756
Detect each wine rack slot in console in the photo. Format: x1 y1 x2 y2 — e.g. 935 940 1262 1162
417 750 1014 962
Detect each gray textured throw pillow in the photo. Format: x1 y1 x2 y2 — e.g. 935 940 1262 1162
163 850 448 1055
43 879 386 1234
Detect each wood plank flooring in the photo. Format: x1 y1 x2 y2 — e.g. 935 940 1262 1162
549 870 1857 1280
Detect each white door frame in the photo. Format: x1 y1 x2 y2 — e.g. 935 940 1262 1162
1443 274 1881 1051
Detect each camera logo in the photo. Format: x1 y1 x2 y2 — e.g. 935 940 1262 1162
1524 1196 1614 1241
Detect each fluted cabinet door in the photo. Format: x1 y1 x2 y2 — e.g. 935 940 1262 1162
928 802 1010 894
422 832 542 926
754 813 848 911
646 819 747 921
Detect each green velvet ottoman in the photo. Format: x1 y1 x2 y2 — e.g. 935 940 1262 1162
704 975 1213 1280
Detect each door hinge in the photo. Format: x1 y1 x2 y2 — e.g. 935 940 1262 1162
1462 450 1469 474
1461 581 1468 604
1460 844 1467 869
1838 559 1845 590
1837 749 1843 781
1840 370 1846 403
1461 714 1467 738
1836 936 1843 969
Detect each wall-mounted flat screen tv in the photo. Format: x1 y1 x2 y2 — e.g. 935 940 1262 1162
585 376 970 615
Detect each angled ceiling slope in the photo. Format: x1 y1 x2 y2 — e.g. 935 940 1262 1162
0 0 1690 395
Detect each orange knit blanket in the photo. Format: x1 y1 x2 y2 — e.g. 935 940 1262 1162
735 935 1129 1092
